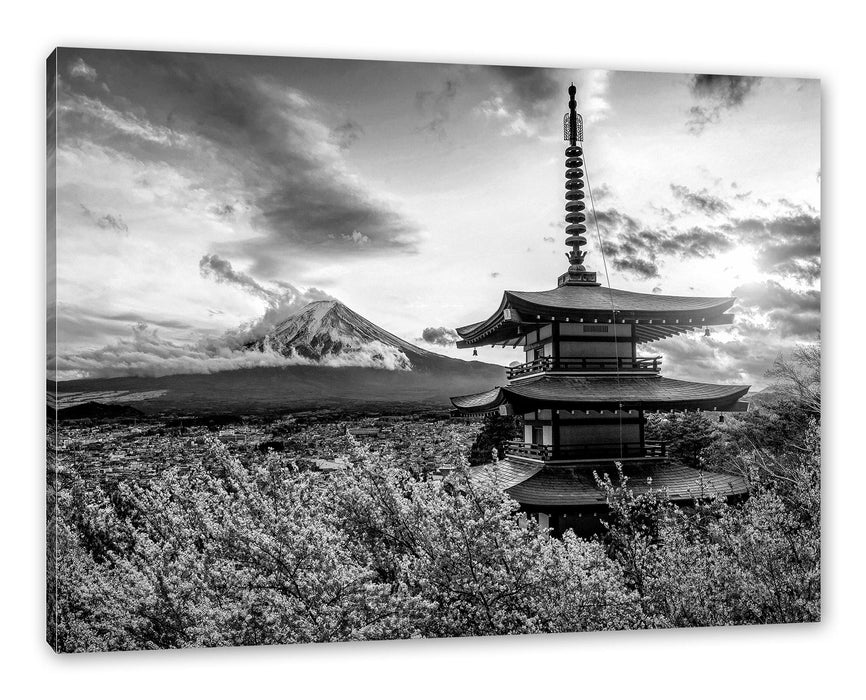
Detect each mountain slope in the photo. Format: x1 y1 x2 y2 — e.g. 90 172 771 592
250 300 437 367
53 300 506 414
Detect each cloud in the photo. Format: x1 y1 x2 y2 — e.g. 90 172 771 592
658 226 733 258
54 321 411 380
732 280 820 338
53 302 195 353
210 203 236 218
723 208 820 283
99 312 192 330
479 67 610 137
345 230 370 246
686 74 761 134
485 66 559 122
591 206 734 280
199 254 335 343
589 207 659 279
55 255 335 378
670 183 731 216
648 278 819 388
62 92 186 147
199 253 275 302
613 257 659 278
331 119 364 150
69 57 97 81
55 260 411 379
593 195 819 285
476 95 530 136
576 70 612 124
589 184 818 285
592 182 612 201
692 74 761 107
416 79 458 138
80 204 129 233
591 207 641 235
649 333 776 387
57 52 423 277
420 327 460 346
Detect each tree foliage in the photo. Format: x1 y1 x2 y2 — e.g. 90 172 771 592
49 347 821 651
601 419 819 628
49 435 638 651
645 411 720 469
766 343 820 416
467 414 521 465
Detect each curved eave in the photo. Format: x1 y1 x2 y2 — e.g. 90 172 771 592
455 287 737 347
502 376 750 412
506 462 749 507
466 459 543 491
507 287 736 317
450 387 507 412
455 293 511 348
450 376 750 414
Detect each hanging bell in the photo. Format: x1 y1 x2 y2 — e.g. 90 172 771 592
472 348 478 356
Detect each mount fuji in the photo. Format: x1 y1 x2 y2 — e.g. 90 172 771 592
52 300 506 415
247 299 438 370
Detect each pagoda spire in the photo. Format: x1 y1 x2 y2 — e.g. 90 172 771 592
558 83 599 287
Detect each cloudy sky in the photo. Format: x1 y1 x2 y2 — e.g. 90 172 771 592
49 49 820 387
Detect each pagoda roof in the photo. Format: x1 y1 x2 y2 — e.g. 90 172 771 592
468 459 748 507
470 459 543 491
451 375 750 413
456 286 735 347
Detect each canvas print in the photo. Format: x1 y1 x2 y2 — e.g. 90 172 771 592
47 49 821 652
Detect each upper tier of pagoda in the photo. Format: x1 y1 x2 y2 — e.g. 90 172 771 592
455 286 736 347
456 83 736 349
450 82 748 420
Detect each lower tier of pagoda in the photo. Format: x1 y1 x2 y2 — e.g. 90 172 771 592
503 439 666 463
468 458 749 508
451 374 750 414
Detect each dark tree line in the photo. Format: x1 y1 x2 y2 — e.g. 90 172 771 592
467 414 522 465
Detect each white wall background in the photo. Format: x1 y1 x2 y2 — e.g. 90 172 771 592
1 1 859 698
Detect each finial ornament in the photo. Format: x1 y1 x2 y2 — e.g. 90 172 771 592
564 83 583 146
558 83 597 287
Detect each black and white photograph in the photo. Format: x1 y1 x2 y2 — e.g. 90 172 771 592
47 48 821 653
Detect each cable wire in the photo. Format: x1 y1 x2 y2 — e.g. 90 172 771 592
582 147 624 459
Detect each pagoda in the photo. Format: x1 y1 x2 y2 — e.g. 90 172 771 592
451 84 750 535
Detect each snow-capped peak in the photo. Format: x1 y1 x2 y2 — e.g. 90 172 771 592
249 300 436 370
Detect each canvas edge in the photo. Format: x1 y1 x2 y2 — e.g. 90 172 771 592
46 47 60 653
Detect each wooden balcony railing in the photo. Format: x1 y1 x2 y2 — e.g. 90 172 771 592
507 356 661 379
504 440 666 462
